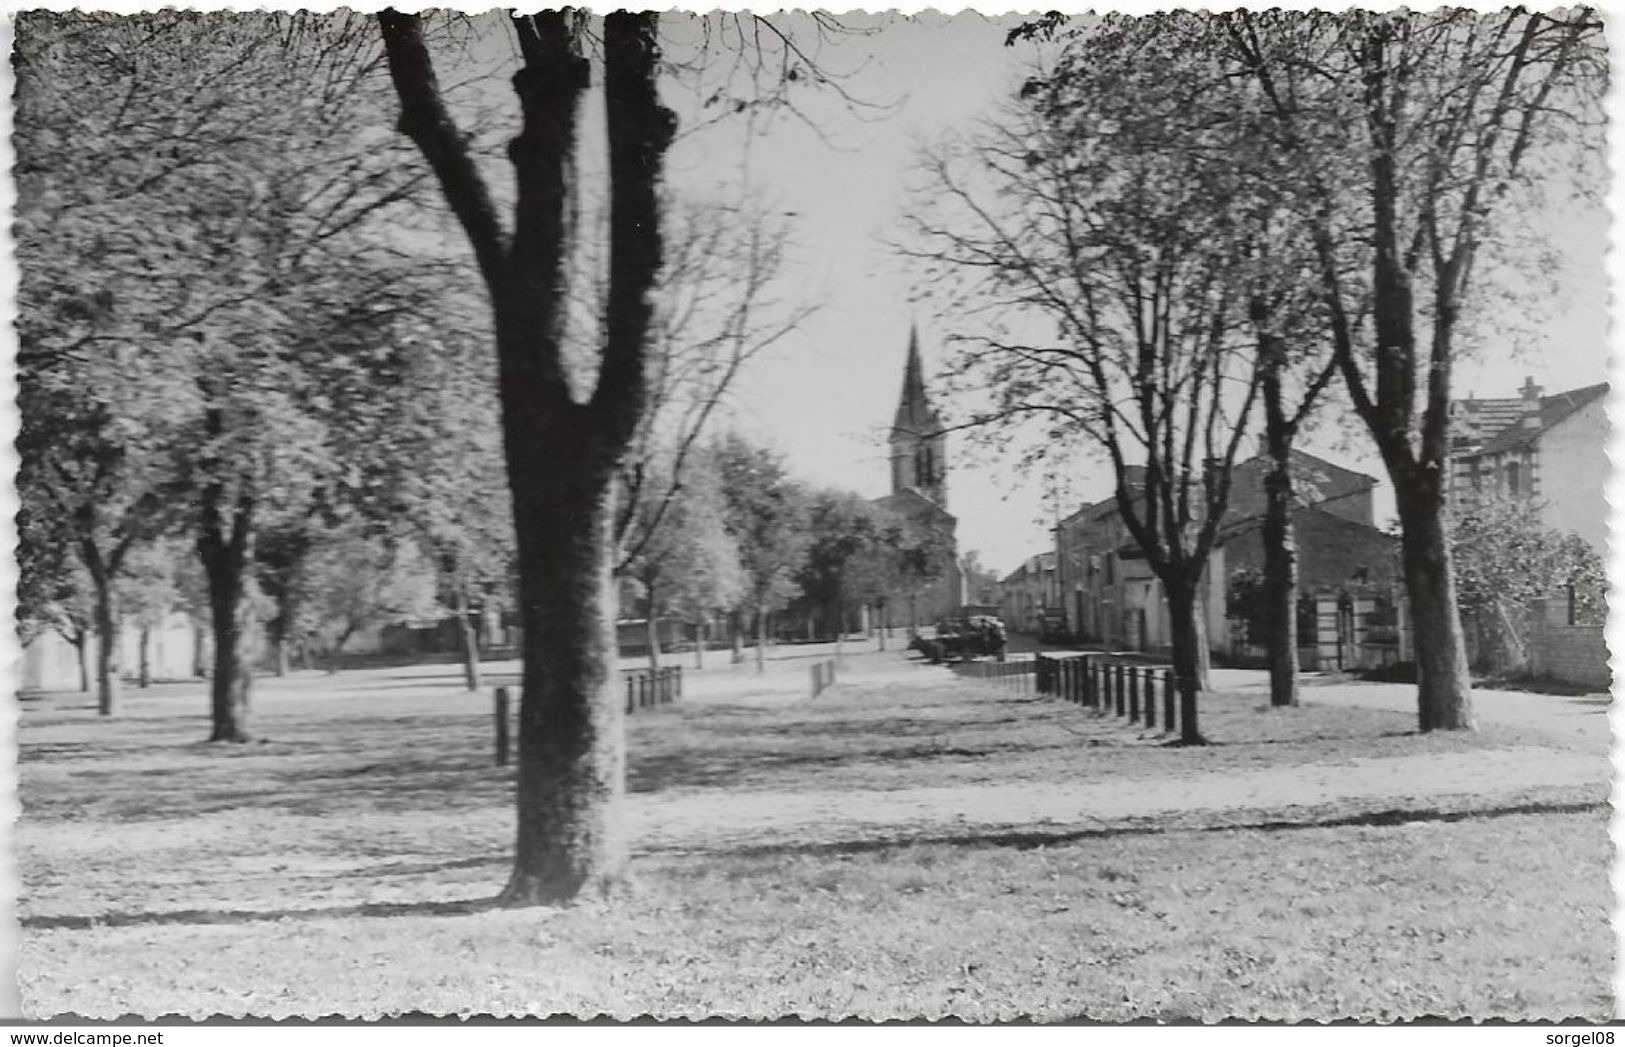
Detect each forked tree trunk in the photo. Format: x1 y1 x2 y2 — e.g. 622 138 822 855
381 9 671 907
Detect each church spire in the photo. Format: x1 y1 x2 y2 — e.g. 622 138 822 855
894 323 930 433
889 323 947 509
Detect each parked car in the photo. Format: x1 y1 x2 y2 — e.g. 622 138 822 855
911 614 1008 663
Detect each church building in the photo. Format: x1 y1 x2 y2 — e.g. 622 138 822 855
872 326 966 629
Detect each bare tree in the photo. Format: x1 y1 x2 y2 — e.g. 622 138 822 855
906 20 1265 742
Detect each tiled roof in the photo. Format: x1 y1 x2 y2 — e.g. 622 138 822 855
1224 448 1376 521
1454 382 1608 460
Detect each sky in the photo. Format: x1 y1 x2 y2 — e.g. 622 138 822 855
633 11 1614 577
44 4 1603 581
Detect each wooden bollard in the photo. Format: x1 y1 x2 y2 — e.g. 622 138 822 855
494 686 510 766
1113 663 1125 716
1144 668 1157 729
1163 671 1176 734
1128 666 1140 720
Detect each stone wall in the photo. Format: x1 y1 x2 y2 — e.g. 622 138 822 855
1527 598 1610 690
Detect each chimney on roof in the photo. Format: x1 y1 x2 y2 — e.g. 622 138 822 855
1519 376 1544 430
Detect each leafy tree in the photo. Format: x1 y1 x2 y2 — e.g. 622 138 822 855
712 433 810 672
118 542 183 688
587 196 815 580
365 305 513 692
15 12 433 740
795 491 890 656
1223 8 1605 728
625 452 744 669
1450 493 1604 671
299 531 441 659
17 504 95 693
960 550 1001 607
15 377 186 715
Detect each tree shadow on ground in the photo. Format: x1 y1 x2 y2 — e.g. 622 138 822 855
649 796 1607 861
22 895 495 932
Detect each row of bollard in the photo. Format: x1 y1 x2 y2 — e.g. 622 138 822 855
493 666 685 765
1033 653 1177 735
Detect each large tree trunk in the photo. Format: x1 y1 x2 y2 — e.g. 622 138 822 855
1394 481 1474 730
730 610 745 664
1165 574 1205 745
692 618 705 669
754 608 768 673
500 441 627 905
198 480 256 743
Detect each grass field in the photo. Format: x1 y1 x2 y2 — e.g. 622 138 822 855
16 651 1612 1020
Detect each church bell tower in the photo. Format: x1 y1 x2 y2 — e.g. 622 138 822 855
889 325 948 509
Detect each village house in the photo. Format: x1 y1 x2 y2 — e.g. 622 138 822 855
996 551 1057 634
1449 377 1609 553
1039 449 1397 665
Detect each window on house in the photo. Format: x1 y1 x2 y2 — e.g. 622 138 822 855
1506 460 1521 497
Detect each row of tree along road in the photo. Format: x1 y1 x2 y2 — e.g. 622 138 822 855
14 10 1605 905
15 10 973 906
905 9 1603 742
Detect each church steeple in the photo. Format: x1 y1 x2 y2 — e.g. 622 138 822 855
889 324 948 508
